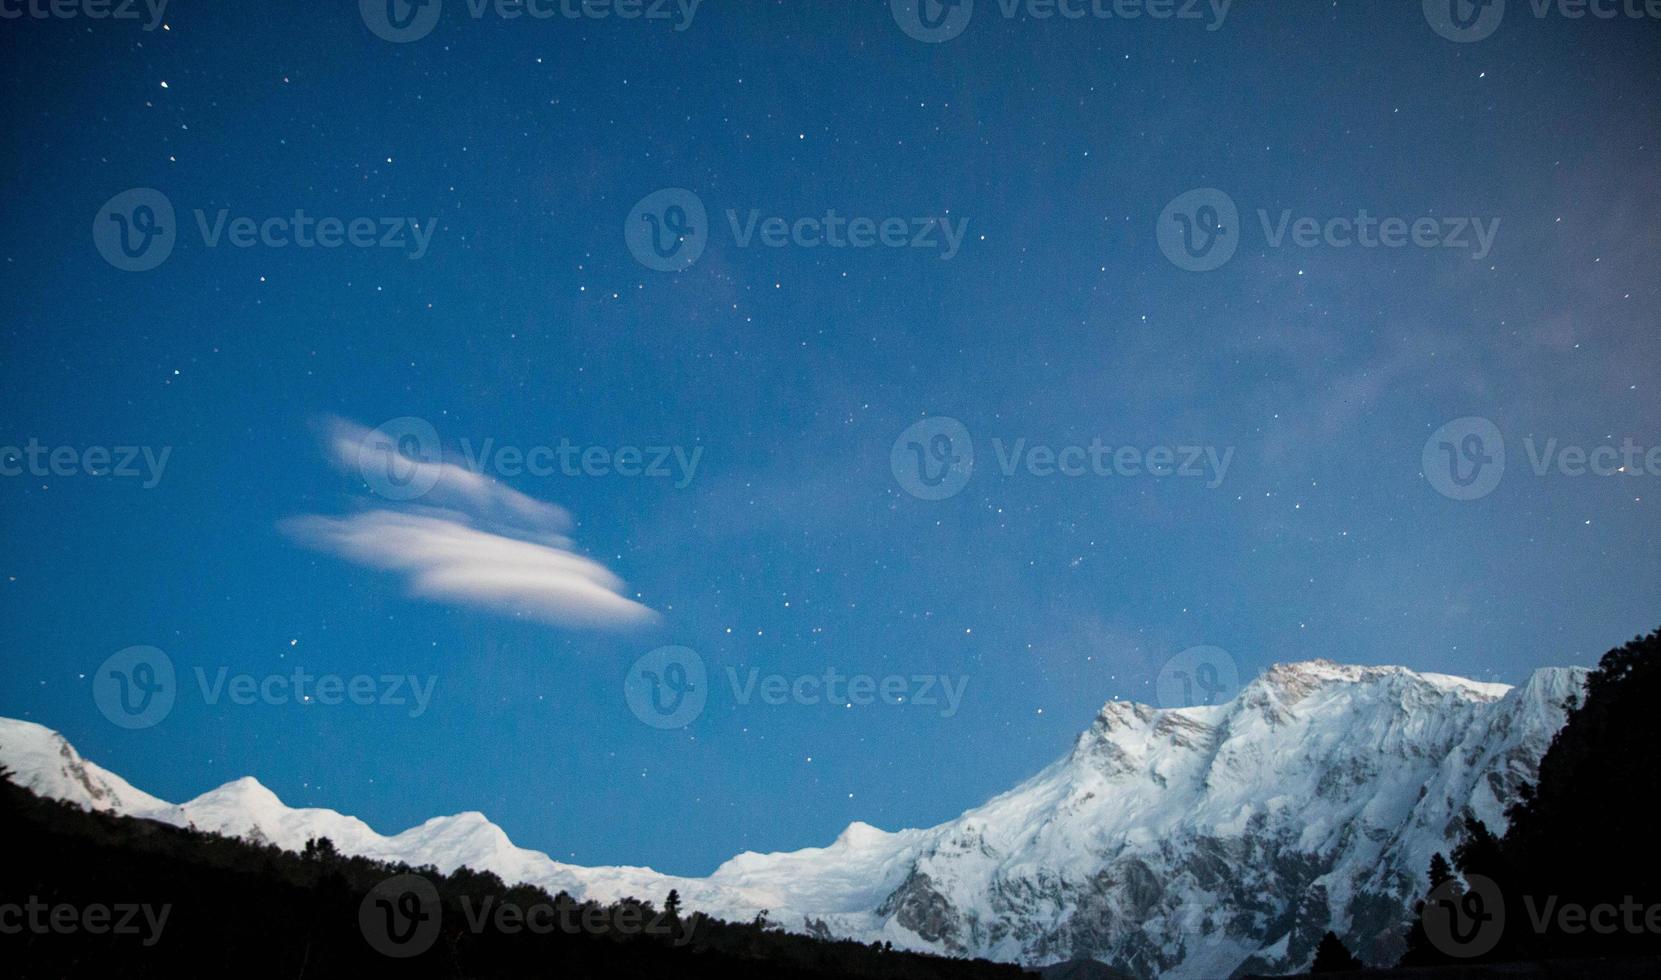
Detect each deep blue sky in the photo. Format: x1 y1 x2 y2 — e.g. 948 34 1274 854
1 1 1657 875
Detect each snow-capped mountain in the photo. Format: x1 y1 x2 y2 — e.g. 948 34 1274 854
0 659 1585 978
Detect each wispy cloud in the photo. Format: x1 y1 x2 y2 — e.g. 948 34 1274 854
283 417 657 630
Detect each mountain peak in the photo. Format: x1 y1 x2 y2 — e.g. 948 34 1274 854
1244 659 1516 709
0 716 168 814
1090 697 1154 726
1257 658 1374 695
190 775 283 809
1519 664 1590 699
834 820 892 847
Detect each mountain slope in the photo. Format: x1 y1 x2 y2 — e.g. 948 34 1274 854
0 660 1585 978
0 716 169 814
792 662 1583 977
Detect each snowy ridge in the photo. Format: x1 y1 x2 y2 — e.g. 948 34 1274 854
0 660 1586 978
0 717 169 815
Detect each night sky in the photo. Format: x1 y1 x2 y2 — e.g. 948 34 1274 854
1 1 1658 876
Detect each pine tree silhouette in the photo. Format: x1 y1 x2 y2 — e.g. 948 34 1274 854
1399 853 1458 967
1310 931 1363 972
1428 852 1454 890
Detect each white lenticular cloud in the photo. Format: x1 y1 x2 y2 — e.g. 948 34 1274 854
324 417 571 532
285 418 657 630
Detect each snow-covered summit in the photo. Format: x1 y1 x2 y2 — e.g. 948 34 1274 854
0 716 168 814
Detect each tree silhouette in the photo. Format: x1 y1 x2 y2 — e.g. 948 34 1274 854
1310 931 1363 972
301 836 340 864
1427 852 1454 890
1400 626 1661 967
